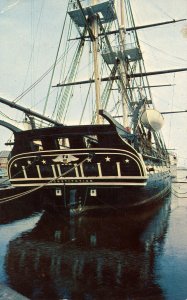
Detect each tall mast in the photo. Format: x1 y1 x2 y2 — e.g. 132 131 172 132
91 0 102 124
119 0 129 128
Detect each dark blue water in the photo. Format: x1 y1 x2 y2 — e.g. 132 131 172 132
0 170 187 300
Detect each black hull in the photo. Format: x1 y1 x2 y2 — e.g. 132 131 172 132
0 171 171 219
0 186 44 224
6 122 171 216
44 172 171 215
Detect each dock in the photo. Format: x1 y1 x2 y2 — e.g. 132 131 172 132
0 283 29 300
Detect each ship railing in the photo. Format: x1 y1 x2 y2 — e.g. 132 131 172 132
102 43 137 53
102 43 142 63
68 0 116 26
68 0 113 10
137 140 163 160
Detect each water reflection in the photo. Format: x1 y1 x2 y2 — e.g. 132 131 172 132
5 197 171 300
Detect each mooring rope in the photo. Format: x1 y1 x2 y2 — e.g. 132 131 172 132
0 156 90 205
171 189 187 199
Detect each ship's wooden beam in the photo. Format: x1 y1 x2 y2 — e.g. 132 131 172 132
116 110 187 118
127 19 186 31
161 110 187 114
0 96 62 126
54 68 187 87
111 84 175 90
69 19 186 41
54 78 95 87
100 18 187 36
128 84 175 89
131 68 187 78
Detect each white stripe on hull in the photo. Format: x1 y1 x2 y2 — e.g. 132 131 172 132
10 182 147 187
10 175 148 181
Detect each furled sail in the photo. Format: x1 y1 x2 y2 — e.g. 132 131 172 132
140 109 164 131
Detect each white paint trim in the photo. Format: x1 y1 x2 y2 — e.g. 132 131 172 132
74 163 80 177
9 147 144 167
116 162 121 177
51 165 57 178
97 163 102 177
11 182 147 187
11 175 148 181
9 150 146 178
79 163 84 177
22 166 27 178
57 164 62 176
36 165 42 178
97 151 144 176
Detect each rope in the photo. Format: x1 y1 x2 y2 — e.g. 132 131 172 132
0 156 91 205
171 186 187 198
0 156 41 187
172 187 187 195
171 190 187 199
13 40 77 106
41 10 69 123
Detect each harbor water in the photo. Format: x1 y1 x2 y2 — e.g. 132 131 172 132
0 170 187 300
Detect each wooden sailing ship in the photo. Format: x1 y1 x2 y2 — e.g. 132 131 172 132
0 0 186 214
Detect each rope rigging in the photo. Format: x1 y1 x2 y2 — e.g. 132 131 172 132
41 9 69 124
12 40 77 105
0 155 91 205
56 27 88 123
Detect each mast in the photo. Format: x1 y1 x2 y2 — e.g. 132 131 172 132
119 0 129 128
91 0 102 124
67 0 117 124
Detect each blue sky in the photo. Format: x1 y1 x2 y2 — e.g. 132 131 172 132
0 0 187 166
